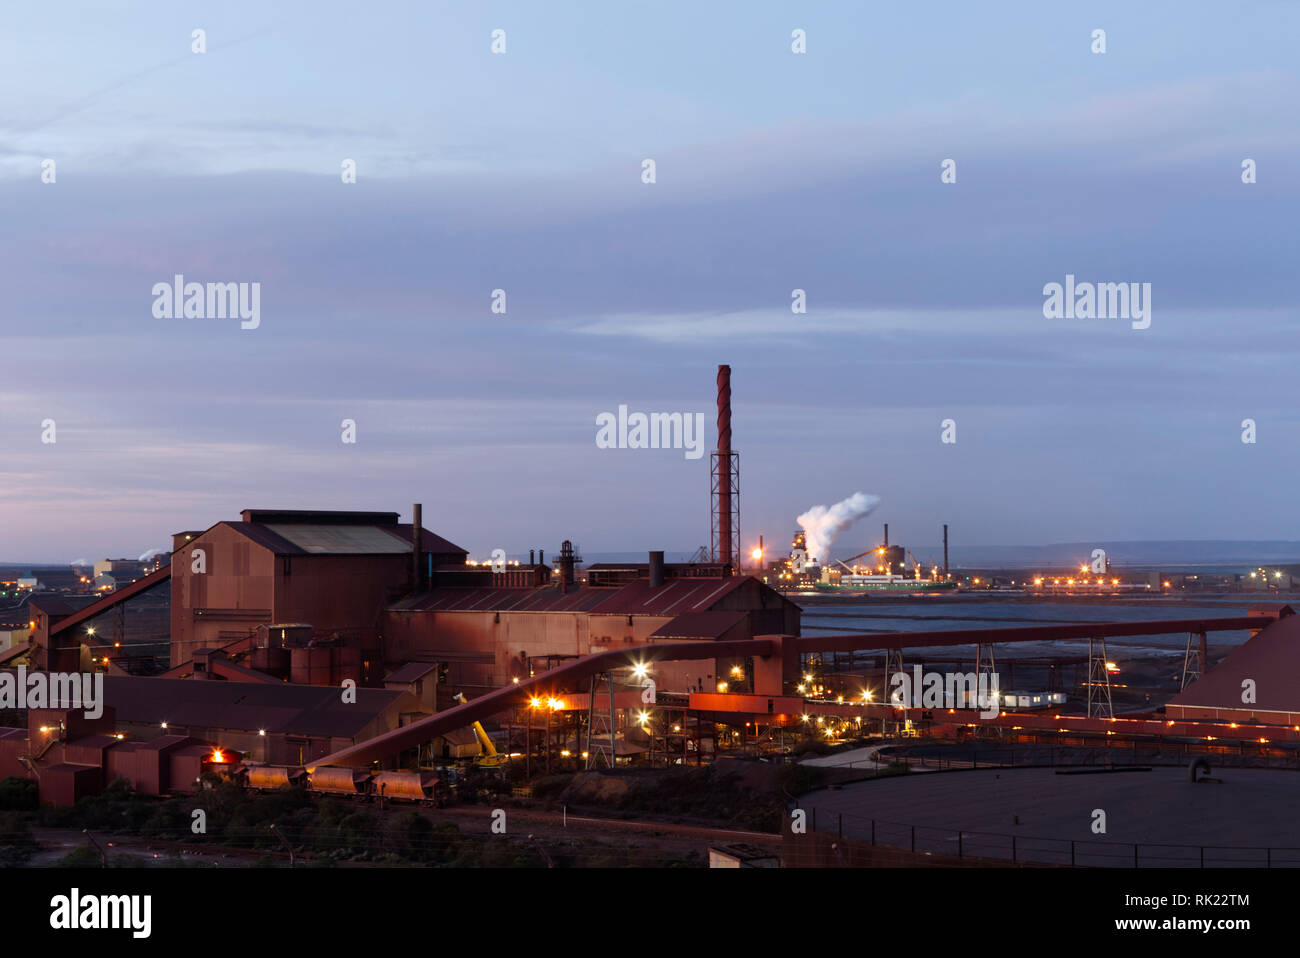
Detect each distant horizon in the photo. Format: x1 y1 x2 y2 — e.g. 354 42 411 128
8 537 1300 570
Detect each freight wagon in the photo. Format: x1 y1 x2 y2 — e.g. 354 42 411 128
239 763 448 807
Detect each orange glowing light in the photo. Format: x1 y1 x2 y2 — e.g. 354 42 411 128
211 749 226 763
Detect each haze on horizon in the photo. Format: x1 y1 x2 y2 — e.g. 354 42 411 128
2 1 1298 563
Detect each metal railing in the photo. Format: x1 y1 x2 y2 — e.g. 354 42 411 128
809 806 1300 868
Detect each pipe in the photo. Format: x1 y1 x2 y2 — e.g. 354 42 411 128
943 524 949 574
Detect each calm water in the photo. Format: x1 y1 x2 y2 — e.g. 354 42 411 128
795 596 1265 658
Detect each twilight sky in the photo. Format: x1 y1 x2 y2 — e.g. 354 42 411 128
2 1 1299 563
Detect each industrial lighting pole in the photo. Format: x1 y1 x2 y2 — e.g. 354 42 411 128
270 824 295 868
81 829 107 867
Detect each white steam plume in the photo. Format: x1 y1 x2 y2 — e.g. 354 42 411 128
796 492 881 564
138 548 167 562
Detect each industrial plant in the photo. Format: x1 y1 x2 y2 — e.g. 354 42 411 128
2 365 1299 872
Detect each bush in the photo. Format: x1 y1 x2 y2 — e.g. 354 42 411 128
57 844 104 867
794 739 834 757
773 762 818 797
0 777 37 811
530 774 573 801
0 812 36 866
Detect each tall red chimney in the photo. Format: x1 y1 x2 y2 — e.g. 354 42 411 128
716 365 733 571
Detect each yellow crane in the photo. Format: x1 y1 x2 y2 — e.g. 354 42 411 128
452 693 508 768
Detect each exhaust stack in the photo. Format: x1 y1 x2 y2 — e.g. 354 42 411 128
558 541 576 592
412 503 423 592
711 365 740 574
649 551 665 589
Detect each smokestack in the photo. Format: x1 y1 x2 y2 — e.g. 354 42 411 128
716 365 733 571
649 551 665 589
529 549 535 566
412 503 423 592
558 541 576 592
943 524 949 574
883 523 888 549
539 549 544 565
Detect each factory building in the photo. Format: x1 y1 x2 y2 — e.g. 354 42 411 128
7 366 815 804
168 508 467 679
95 674 428 767
0 670 428 804
384 552 799 697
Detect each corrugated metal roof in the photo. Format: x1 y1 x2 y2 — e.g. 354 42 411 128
390 575 760 617
27 595 101 617
384 662 438 683
224 521 466 557
589 576 753 615
265 523 413 555
382 524 467 556
650 610 749 640
94 675 416 738
222 521 305 554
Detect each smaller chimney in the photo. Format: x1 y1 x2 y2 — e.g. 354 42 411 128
883 523 888 549
412 503 423 592
649 551 665 589
529 549 535 566
539 549 544 565
558 541 576 592
943 524 949 574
